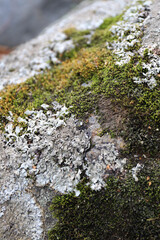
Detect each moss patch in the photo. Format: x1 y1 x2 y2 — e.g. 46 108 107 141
0 47 107 128
91 13 123 45
62 28 91 57
49 164 160 240
61 13 123 60
91 53 160 156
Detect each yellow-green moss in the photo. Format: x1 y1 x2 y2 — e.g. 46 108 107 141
64 28 90 39
0 13 124 123
0 47 107 129
91 13 123 45
61 13 123 59
62 28 91 57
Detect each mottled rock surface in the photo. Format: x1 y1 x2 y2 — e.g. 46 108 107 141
0 0 159 239
142 0 160 49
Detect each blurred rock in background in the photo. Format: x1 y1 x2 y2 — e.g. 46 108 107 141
0 45 12 59
0 0 82 47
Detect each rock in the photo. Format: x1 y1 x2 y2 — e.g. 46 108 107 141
0 0 160 239
0 0 82 47
0 45 12 59
142 0 160 49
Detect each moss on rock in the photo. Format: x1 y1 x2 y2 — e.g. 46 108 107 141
91 13 123 46
49 164 160 240
0 3 160 239
0 3 159 152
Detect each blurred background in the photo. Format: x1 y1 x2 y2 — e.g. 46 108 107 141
0 0 82 56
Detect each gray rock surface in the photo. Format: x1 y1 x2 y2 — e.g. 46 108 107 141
142 0 160 50
0 105 126 239
0 0 159 239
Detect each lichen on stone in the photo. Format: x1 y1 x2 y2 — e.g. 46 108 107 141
0 0 160 239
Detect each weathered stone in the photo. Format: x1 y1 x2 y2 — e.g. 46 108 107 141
0 0 159 239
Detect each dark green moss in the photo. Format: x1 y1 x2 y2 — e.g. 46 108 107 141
98 128 116 138
57 87 98 119
89 53 160 156
49 164 160 240
142 48 150 62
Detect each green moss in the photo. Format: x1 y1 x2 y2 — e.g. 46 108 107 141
49 164 160 240
62 13 123 58
91 13 123 45
0 43 159 155
1 48 160 157
0 9 159 152
98 128 116 138
0 72 57 128
63 28 91 55
0 47 107 129
89 52 160 155
143 48 151 62
57 87 98 119
58 48 78 61
64 28 90 39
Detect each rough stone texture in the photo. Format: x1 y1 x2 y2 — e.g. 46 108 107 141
0 106 126 239
142 0 160 50
85 115 126 190
0 0 159 239
105 0 160 89
0 137 43 240
31 186 58 238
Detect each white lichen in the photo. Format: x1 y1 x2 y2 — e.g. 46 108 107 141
133 52 160 88
3 104 127 194
106 0 148 64
106 0 160 89
131 163 143 182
